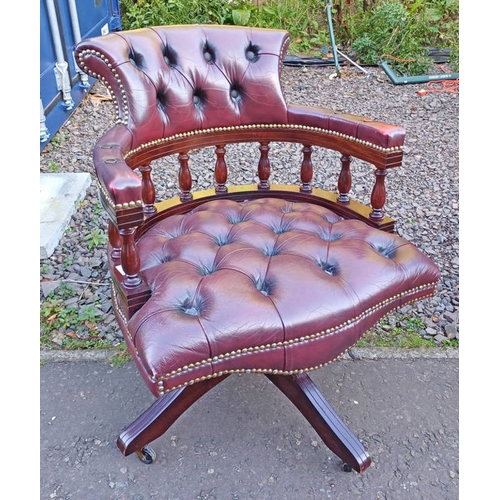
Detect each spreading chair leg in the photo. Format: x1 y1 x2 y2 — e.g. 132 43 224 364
117 375 230 460
118 372 370 471
266 372 372 473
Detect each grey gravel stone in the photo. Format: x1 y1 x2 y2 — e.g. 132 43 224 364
39 65 458 347
444 324 458 339
434 334 448 344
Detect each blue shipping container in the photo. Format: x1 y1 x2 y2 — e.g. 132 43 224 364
40 0 122 151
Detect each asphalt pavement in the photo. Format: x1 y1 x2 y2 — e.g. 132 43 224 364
40 348 458 500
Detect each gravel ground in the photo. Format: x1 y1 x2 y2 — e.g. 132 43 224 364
39 64 459 349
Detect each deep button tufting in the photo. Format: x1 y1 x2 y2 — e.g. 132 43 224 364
318 259 340 276
245 42 260 62
193 88 208 109
322 214 342 224
372 242 397 259
162 43 178 67
177 294 205 317
156 87 169 113
318 230 343 242
228 213 246 224
261 245 280 257
230 82 244 102
198 263 218 276
272 223 290 235
202 41 216 64
128 48 145 70
213 235 234 247
253 276 273 296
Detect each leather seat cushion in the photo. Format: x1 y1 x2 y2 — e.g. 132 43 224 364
125 198 439 396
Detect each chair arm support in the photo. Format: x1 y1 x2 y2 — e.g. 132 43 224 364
287 104 405 151
93 126 144 229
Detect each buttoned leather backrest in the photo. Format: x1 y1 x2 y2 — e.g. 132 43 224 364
76 25 291 150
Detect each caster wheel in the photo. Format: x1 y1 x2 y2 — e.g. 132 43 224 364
342 463 352 472
135 445 157 464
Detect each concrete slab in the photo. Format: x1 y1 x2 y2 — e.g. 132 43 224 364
40 172 91 259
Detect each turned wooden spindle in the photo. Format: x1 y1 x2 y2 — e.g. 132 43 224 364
120 227 141 288
215 145 228 193
338 155 352 204
370 168 387 220
258 142 271 189
178 152 193 201
108 221 122 259
300 144 313 192
140 164 156 216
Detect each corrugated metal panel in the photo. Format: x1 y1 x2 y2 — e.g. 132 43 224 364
40 0 122 151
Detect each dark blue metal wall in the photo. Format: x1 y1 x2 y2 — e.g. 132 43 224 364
40 0 122 151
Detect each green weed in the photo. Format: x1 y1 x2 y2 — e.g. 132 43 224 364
46 130 70 150
40 288 105 349
356 314 436 348
110 343 132 367
47 160 60 173
85 227 107 250
91 201 104 224
62 337 113 350
120 0 330 55
349 0 459 74
62 255 74 270
119 0 458 66
441 338 459 348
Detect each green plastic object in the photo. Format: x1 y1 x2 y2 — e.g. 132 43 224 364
324 0 340 75
380 60 459 85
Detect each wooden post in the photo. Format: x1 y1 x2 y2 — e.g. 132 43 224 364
120 227 141 288
338 155 352 204
108 221 122 260
140 163 156 216
300 144 313 192
370 168 387 220
215 145 228 193
258 142 271 189
178 152 193 201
